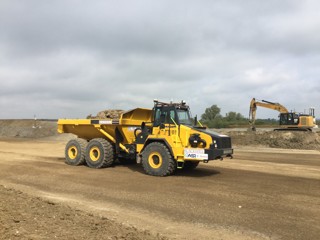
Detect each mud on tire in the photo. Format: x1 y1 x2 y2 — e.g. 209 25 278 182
141 142 176 176
85 138 115 168
65 138 87 166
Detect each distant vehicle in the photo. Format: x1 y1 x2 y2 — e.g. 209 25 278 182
249 98 316 131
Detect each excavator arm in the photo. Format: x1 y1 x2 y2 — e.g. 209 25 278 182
249 98 289 130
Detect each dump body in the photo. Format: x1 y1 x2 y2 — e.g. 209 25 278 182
58 101 233 176
58 108 152 142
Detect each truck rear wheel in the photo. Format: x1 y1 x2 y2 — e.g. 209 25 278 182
141 142 176 176
85 138 115 168
65 138 87 166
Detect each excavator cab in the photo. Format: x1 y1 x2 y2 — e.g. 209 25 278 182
279 113 299 126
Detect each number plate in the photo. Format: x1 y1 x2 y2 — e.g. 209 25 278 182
184 149 208 160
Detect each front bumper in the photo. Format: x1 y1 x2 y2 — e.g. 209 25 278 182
183 147 233 161
205 148 233 160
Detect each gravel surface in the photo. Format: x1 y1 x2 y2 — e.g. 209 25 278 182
0 120 319 239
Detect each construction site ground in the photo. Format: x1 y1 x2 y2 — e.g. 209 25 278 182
0 120 319 240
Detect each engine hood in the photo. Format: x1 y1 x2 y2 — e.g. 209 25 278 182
189 126 232 149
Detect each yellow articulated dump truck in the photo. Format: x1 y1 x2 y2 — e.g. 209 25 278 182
57 100 233 176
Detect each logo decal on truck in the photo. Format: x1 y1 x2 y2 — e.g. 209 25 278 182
184 149 208 160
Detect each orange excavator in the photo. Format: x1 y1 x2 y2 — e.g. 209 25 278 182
249 98 316 131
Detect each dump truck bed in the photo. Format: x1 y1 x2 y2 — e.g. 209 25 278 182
57 108 153 144
58 119 118 140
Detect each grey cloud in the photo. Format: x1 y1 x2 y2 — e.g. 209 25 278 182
0 0 320 119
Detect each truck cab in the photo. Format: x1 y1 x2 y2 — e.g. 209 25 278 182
134 100 233 176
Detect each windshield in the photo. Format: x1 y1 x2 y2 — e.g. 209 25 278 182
177 109 193 125
153 106 193 126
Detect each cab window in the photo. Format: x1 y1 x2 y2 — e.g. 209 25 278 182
153 108 177 126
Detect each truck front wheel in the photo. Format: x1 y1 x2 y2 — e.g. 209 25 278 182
65 138 87 166
141 142 176 176
85 138 115 168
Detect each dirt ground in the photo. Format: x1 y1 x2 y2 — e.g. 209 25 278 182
0 120 320 239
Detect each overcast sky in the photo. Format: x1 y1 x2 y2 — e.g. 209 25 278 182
1 0 319 120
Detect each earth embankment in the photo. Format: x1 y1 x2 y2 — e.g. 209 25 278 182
1 120 319 150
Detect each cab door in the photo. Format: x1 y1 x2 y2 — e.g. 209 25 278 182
152 107 179 137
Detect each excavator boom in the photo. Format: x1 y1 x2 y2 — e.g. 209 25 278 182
249 98 288 130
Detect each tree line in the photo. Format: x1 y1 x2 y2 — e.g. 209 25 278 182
200 104 278 128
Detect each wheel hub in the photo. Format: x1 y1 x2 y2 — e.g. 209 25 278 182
68 146 77 160
90 147 100 161
148 152 162 169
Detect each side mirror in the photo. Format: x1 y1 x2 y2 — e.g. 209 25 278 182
160 123 165 129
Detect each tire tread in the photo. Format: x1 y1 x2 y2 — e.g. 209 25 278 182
142 142 176 176
86 138 115 168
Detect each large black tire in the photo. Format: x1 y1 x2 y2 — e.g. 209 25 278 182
65 138 87 166
141 142 176 176
85 138 115 168
183 161 200 170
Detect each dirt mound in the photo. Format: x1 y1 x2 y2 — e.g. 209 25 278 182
0 120 58 138
227 130 320 150
87 109 125 119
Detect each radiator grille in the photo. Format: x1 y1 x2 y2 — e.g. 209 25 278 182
219 137 232 148
300 117 307 126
